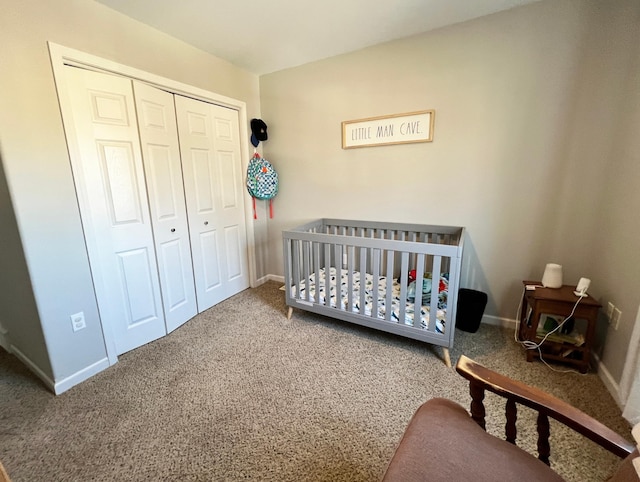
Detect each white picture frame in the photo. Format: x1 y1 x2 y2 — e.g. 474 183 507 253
342 110 435 149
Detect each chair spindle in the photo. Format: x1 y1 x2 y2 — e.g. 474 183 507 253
537 412 551 465
506 398 517 444
469 382 486 430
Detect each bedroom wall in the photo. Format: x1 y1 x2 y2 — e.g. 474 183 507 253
0 150 52 376
260 0 640 388
260 0 590 318
0 0 263 387
550 0 640 384
596 27 640 385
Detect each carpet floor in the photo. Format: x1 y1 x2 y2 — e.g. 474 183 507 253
0 281 632 481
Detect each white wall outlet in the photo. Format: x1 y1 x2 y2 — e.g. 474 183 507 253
612 308 622 330
606 302 615 321
71 312 86 332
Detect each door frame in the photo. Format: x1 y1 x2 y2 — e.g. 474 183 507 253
48 42 258 365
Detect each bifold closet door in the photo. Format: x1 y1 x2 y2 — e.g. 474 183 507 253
175 95 250 312
63 66 166 354
133 82 197 333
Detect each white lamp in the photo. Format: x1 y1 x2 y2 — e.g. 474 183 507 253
541 263 563 288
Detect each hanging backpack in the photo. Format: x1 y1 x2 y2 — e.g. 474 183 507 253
246 152 278 219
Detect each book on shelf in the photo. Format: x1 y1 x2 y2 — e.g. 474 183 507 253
536 314 585 346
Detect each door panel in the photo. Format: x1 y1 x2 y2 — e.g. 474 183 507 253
97 141 143 224
175 96 249 311
191 149 215 213
117 248 159 325
219 151 238 209
224 225 242 280
64 67 166 355
200 229 222 290
146 145 177 219
158 239 190 311
133 82 198 333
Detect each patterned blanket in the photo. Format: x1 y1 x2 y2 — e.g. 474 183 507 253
291 267 448 334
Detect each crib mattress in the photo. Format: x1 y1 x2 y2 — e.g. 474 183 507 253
291 267 448 334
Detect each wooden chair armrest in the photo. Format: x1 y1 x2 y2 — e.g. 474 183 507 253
455 355 634 459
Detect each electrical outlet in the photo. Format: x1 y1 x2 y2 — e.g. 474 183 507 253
606 302 615 321
70 312 86 332
612 308 622 330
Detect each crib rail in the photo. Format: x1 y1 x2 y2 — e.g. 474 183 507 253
283 219 464 349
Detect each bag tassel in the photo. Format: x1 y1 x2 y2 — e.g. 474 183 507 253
269 199 274 218
252 197 257 220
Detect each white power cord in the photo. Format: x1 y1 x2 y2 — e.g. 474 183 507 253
514 287 587 375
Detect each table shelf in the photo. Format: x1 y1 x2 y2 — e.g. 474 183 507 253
518 281 601 373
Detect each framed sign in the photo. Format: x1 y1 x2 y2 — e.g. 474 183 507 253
342 110 435 149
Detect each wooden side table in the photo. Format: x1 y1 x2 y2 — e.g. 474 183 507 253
518 280 601 373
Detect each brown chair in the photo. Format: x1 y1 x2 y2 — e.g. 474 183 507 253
383 355 637 481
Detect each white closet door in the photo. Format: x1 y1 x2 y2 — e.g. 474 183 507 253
175 95 250 312
133 82 197 333
64 67 166 354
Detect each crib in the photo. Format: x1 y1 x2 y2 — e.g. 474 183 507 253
283 219 465 367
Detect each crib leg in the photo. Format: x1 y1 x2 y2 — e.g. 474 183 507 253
443 348 452 368
287 307 293 320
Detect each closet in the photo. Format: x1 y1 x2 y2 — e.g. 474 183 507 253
62 66 249 355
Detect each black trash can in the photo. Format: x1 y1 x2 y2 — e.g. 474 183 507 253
456 289 488 333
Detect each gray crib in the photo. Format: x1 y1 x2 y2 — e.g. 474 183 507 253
283 219 465 367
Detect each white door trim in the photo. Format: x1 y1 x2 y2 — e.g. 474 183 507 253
48 42 258 366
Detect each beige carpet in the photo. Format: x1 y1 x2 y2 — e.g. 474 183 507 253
0 281 632 481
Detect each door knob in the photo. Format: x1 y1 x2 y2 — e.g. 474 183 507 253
171 228 176 232
204 221 209 225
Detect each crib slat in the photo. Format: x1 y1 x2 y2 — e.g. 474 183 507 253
371 248 380 318
445 253 460 339
409 232 417 270
399 252 409 325
292 240 301 300
324 243 332 307
428 255 442 333
378 230 386 277
284 238 292 298
314 242 321 304
414 254 425 329
359 247 367 315
336 244 342 310
385 245 394 322
302 241 310 302
348 245 355 312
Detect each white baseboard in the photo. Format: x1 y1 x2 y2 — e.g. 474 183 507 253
255 275 269 286
10 344 55 392
54 357 110 395
256 274 284 285
481 315 516 329
10 344 110 395
592 353 622 408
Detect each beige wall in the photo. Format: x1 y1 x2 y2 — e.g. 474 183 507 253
260 0 640 384
553 0 640 382
0 151 52 375
0 0 262 385
261 0 589 311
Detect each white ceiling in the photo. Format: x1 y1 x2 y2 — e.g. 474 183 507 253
95 0 541 75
